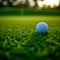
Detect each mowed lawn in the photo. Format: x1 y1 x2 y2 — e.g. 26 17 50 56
0 16 60 60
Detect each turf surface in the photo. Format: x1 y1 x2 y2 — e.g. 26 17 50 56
0 16 60 60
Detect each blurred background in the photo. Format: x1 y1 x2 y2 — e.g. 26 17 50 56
0 0 60 15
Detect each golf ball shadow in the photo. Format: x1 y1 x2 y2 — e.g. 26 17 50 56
36 22 48 34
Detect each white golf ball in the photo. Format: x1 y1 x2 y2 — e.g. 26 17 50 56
36 22 48 34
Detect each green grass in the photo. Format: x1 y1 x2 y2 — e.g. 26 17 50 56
0 16 60 60
0 8 60 16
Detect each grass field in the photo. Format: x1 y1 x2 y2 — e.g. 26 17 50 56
0 16 60 60
0 8 60 16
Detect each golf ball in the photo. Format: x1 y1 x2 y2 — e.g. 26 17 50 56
36 22 48 34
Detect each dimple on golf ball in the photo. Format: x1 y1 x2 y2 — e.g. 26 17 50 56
36 22 48 34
